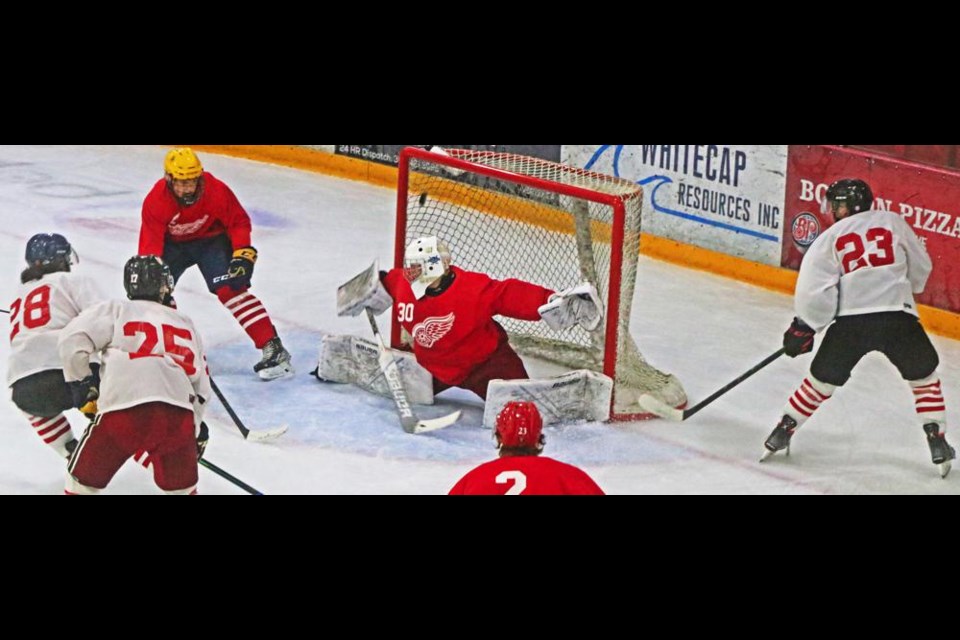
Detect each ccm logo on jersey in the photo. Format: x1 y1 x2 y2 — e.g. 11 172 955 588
413 313 455 348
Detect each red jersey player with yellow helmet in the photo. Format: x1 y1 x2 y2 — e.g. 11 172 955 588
139 148 292 380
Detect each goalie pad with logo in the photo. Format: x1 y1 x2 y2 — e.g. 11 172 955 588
482 369 612 428
316 334 434 405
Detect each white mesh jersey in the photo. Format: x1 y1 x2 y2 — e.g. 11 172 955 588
58 299 211 418
795 210 932 332
6 271 106 386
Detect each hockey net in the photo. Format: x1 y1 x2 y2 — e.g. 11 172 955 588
394 147 686 420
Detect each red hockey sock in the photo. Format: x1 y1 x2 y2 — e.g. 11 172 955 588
216 286 277 349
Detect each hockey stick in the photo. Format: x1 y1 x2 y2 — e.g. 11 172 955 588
199 458 263 495
365 308 461 434
209 377 288 442
638 348 786 422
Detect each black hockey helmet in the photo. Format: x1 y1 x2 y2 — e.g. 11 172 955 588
25 233 76 270
824 178 874 220
124 255 174 302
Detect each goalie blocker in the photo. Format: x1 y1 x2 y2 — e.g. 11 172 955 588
482 370 613 429
337 260 392 318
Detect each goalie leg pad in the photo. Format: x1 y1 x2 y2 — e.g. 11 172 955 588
317 334 434 405
482 370 613 429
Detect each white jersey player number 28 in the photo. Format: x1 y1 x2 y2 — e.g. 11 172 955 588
9 284 52 341
124 321 197 375
495 470 527 495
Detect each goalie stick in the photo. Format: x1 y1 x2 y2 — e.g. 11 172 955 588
365 308 461 434
637 348 786 422
210 378 288 442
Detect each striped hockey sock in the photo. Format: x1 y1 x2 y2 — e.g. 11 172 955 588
911 375 946 428
24 412 74 458
217 287 277 349
783 376 836 426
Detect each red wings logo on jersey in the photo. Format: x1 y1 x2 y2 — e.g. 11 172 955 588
412 313 455 348
168 213 210 237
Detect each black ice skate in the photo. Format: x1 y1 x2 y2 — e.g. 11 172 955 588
254 336 294 380
760 415 797 462
923 423 955 479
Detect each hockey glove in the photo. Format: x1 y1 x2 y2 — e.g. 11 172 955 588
538 283 604 332
336 262 393 317
69 375 100 418
196 421 209 460
227 246 257 290
783 317 815 357
364 278 393 316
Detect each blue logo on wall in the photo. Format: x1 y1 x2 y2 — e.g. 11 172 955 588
581 145 779 243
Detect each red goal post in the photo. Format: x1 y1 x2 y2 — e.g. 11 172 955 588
393 146 686 421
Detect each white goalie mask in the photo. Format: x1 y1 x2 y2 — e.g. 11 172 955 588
404 236 451 299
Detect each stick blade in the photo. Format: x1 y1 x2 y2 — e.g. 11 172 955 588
400 415 420 434
413 410 462 434
245 424 289 442
636 394 685 422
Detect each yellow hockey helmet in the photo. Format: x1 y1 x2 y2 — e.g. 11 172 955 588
164 148 204 180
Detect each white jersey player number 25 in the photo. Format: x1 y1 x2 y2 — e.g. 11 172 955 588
124 321 197 375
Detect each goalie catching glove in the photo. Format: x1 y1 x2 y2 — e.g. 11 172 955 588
538 282 603 332
226 246 257 290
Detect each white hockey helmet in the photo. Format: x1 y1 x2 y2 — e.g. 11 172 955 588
404 236 451 298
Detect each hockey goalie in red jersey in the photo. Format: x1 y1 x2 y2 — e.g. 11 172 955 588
448 401 605 495
324 236 611 428
381 236 603 399
139 148 292 380
381 236 551 399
